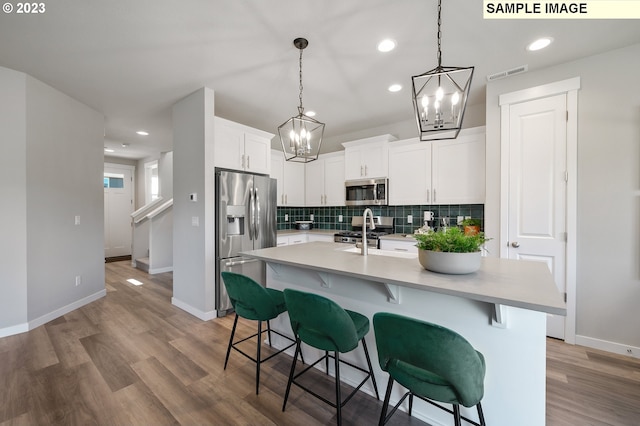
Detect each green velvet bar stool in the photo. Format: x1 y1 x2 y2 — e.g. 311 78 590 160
221 272 301 395
373 312 486 426
282 289 380 426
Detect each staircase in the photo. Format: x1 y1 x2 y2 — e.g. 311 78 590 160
131 198 173 274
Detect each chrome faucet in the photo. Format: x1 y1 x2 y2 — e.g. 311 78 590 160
361 208 376 256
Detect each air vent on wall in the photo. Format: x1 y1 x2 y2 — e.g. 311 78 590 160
486 65 528 82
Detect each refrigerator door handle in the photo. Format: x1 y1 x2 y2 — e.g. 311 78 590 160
254 187 260 239
224 258 259 267
249 188 255 240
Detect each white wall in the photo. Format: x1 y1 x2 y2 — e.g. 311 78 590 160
171 88 216 319
485 43 640 351
0 67 28 333
0 66 105 335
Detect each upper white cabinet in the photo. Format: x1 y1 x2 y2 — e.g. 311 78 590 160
271 150 305 206
342 134 396 180
214 117 273 174
388 138 432 205
305 152 345 206
431 128 486 204
387 127 485 205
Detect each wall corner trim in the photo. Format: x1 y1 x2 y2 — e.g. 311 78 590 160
171 297 217 321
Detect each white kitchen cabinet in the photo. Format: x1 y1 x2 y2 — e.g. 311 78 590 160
271 150 305 206
276 233 308 246
387 127 485 205
379 237 418 254
306 233 334 243
305 152 345 206
214 117 272 174
431 127 486 205
342 134 396 180
388 138 431 205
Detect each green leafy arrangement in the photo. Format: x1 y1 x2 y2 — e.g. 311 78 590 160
461 218 481 227
414 227 489 253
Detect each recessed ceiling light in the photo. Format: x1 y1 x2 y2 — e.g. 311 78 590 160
104 148 115 153
377 39 396 53
388 84 402 92
305 111 316 117
526 37 553 51
136 130 149 136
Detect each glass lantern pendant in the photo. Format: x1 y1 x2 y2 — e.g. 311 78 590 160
412 0 474 141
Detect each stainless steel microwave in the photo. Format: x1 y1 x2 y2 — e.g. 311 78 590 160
345 178 388 206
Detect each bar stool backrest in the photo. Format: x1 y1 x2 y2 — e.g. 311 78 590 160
221 272 280 321
373 312 485 407
283 289 359 353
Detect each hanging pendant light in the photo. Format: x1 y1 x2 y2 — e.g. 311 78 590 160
278 38 324 162
412 0 474 141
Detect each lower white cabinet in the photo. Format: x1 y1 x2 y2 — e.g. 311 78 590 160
379 238 418 254
277 234 308 246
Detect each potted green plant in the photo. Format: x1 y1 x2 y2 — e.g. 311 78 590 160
461 218 481 236
414 227 489 274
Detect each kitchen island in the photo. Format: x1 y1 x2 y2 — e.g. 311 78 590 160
241 242 565 426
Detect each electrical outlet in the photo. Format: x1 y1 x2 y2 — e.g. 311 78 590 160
75 275 81 286
285 213 289 222
310 214 314 221
457 216 464 225
338 215 343 222
191 216 199 227
627 348 633 355
407 215 413 224
74 215 81 225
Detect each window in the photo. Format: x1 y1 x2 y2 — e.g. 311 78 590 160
144 160 159 204
104 174 125 188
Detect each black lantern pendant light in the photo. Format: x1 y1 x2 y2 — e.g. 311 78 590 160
278 37 324 163
412 0 474 140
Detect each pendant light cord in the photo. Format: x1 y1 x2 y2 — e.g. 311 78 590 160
298 46 304 115
437 0 442 68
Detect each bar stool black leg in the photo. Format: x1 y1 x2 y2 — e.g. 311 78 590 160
224 313 239 370
453 404 462 426
255 321 262 394
325 350 330 374
378 376 394 426
361 338 379 399
477 402 486 426
267 320 273 347
282 339 301 412
335 351 342 426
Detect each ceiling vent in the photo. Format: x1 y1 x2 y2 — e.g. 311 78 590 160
486 65 528 82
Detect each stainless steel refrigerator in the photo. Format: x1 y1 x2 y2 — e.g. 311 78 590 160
215 169 277 317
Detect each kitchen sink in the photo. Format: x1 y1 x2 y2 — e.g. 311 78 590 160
338 246 417 259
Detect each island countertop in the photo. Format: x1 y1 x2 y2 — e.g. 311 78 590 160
241 241 566 315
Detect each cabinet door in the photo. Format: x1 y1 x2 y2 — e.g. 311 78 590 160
431 134 485 204
379 238 418 254
324 155 345 206
276 235 289 247
344 147 364 180
305 159 325 206
362 144 388 178
244 133 271 174
388 141 431 205
214 119 244 170
271 153 285 206
283 161 306 206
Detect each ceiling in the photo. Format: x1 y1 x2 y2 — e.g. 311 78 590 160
1 1 639 159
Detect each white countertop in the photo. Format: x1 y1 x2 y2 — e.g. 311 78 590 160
277 229 338 236
241 241 566 315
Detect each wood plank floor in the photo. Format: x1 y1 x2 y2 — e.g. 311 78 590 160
0 261 638 425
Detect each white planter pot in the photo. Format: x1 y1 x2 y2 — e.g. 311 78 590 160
418 250 481 274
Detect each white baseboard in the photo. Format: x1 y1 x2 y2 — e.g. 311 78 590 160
149 266 173 274
171 297 216 321
575 335 640 359
0 322 29 338
29 289 107 331
0 289 107 338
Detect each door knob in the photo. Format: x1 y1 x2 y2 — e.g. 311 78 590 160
511 242 520 248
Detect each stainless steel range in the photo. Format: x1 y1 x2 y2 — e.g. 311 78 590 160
334 216 394 248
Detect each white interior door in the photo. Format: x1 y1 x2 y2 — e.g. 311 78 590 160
104 166 134 258
508 94 567 339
